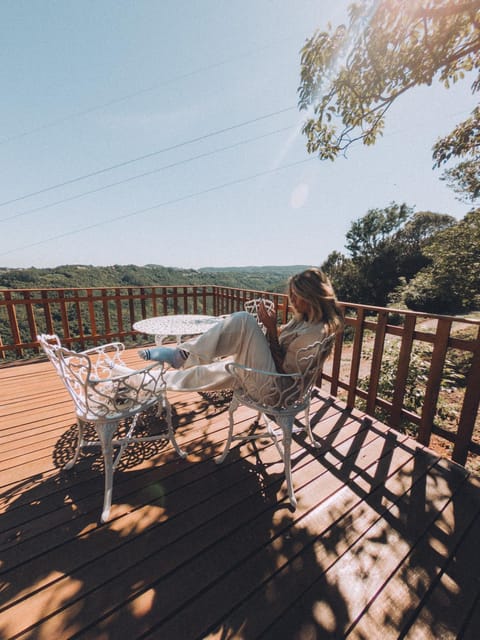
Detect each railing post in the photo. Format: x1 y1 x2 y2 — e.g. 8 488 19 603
86 290 98 344
127 288 135 332
74 293 85 349
347 307 365 409
41 289 55 336
4 291 23 358
417 317 452 446
24 290 39 349
453 327 480 465
202 286 208 315
329 332 343 397
366 310 388 416
390 314 416 428
114 288 124 338
101 289 111 339
59 290 71 343
140 287 147 319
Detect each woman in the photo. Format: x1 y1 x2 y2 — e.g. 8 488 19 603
139 267 343 391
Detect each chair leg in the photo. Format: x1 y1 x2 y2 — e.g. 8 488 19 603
64 419 85 470
264 414 283 458
95 421 118 524
280 422 297 509
303 403 321 448
216 397 239 464
161 395 187 458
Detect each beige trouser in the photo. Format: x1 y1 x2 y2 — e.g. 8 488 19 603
164 311 277 391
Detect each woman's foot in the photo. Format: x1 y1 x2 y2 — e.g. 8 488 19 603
138 346 188 369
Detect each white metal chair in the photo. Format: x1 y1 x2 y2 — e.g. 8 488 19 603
216 334 335 509
244 298 275 333
38 334 186 523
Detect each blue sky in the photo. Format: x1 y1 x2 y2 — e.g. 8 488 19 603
0 0 477 270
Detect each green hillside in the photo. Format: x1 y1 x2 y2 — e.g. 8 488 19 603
0 264 308 293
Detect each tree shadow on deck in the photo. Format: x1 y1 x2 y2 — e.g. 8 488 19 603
1 396 480 638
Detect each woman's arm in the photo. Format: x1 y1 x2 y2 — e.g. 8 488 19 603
258 301 285 373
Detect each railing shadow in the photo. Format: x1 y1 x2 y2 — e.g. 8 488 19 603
280 393 480 638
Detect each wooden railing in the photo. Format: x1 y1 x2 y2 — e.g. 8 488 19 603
0 285 216 357
1 286 479 467
327 302 480 467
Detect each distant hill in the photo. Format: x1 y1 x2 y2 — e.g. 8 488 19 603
199 265 309 274
0 264 308 293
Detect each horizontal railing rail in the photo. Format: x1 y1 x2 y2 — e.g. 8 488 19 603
1 286 479 468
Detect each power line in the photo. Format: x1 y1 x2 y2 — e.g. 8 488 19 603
0 33 302 146
0 125 294 223
0 155 315 258
0 106 297 209
0 64 227 146
3 99 471 214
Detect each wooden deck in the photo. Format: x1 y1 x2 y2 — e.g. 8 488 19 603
1 348 480 640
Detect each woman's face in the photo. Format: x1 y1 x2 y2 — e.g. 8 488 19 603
289 286 311 316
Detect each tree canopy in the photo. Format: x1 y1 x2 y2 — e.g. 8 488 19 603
403 207 480 311
298 0 480 200
433 104 480 201
345 202 411 259
321 203 457 307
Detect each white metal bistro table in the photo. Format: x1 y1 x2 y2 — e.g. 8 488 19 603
133 314 221 345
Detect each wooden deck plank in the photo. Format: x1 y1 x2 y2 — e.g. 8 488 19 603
0 404 352 608
1 349 480 639
401 479 480 640
52 421 391 639
350 469 480 639
139 434 418 639
186 445 435 640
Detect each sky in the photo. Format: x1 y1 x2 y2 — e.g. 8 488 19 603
0 0 478 270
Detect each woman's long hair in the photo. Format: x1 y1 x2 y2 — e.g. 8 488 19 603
288 267 344 335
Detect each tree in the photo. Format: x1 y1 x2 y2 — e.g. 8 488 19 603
394 209 456 276
343 203 412 305
433 105 480 202
397 210 456 247
345 202 411 258
403 207 480 311
322 204 457 306
298 0 480 195
321 249 365 302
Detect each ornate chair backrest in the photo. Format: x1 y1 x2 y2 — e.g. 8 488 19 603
244 298 275 333
38 333 165 420
227 333 335 412
38 334 92 416
38 333 64 376
290 333 335 403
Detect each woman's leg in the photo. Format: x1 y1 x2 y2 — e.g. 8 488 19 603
181 311 276 371
164 312 279 392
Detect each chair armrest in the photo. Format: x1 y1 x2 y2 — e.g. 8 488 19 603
226 362 302 380
88 361 166 415
81 341 126 356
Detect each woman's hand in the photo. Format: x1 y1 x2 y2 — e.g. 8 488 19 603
257 300 277 336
